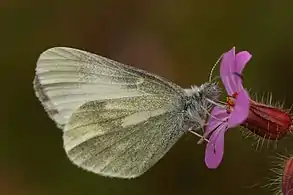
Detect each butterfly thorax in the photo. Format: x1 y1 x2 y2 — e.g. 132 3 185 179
183 82 221 129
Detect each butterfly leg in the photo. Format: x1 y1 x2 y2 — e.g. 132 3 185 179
188 126 209 144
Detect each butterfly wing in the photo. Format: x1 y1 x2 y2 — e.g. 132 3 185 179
64 97 185 178
34 47 187 178
34 47 185 129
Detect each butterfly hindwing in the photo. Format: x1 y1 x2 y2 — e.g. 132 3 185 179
64 96 185 178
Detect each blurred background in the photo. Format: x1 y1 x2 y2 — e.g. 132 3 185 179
2 0 293 194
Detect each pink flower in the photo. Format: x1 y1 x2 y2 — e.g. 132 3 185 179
204 47 251 169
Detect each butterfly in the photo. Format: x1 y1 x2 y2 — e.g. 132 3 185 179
33 47 220 178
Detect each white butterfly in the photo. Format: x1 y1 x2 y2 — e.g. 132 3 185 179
33 47 220 178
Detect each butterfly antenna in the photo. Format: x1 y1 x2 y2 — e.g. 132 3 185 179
196 126 209 144
209 54 223 82
210 76 221 83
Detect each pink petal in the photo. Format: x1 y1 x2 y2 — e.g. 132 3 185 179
228 89 250 128
221 76 234 95
220 47 235 75
211 106 227 116
220 47 236 95
230 74 244 93
204 123 228 169
204 106 229 136
235 51 252 74
234 51 252 90
220 48 252 95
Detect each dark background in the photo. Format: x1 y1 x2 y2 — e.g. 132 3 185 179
2 1 293 195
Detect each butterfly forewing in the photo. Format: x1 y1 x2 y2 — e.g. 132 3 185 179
34 47 184 128
34 47 188 178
